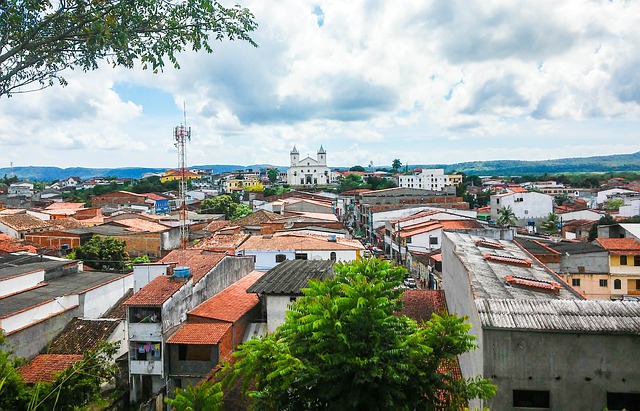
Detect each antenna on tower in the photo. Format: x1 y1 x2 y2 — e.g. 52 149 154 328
174 103 191 250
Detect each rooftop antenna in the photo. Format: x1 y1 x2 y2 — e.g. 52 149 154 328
174 102 191 250
10 161 14 178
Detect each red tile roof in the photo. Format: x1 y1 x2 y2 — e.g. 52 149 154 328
124 275 187 306
189 271 264 322
439 219 483 230
160 250 226 283
505 275 562 294
0 214 51 231
108 218 169 233
595 238 640 255
166 322 231 345
205 220 232 232
194 233 250 251
19 354 83 383
398 290 447 324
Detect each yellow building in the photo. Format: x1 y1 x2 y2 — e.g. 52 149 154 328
595 238 640 298
160 169 199 183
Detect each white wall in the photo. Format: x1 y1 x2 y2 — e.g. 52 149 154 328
133 264 169 292
266 295 294 333
0 295 79 334
0 270 45 298
83 274 133 318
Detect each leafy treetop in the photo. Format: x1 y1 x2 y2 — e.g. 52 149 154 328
0 0 257 96
225 258 495 410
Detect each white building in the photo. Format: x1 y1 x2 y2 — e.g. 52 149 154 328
8 182 34 198
397 169 462 191
287 146 331 186
490 190 554 230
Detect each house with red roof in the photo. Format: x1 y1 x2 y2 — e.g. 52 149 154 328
124 250 255 403
595 237 640 297
164 271 263 389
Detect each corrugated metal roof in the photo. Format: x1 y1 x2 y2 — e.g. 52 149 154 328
476 299 640 333
246 259 334 295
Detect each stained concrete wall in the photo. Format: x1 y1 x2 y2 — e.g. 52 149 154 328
484 329 640 410
5 306 81 359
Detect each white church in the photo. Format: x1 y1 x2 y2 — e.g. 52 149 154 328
286 145 332 186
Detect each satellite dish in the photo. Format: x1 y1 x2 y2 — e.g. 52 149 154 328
284 221 294 229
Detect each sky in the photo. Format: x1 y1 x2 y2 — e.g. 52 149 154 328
1 0 640 170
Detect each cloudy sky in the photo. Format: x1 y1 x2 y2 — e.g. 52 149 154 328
2 0 640 170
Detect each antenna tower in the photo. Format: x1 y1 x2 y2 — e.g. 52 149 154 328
174 106 191 249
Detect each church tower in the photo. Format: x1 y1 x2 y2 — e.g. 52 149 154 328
317 145 326 166
290 146 299 166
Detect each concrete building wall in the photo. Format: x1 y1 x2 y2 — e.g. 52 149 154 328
484 329 640 410
133 264 169 292
1 295 79 334
5 306 81 359
161 228 182 252
441 234 485 405
284 201 333 214
559 252 609 274
191 256 255 309
168 343 219 377
82 274 133 318
266 295 293 333
0 270 45 298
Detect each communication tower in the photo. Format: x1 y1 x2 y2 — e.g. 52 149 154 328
174 117 191 249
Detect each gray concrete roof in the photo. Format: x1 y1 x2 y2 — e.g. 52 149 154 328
476 299 640 334
247 259 334 295
445 232 581 300
0 271 129 318
0 254 71 281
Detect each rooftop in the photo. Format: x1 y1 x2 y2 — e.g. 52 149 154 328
233 209 281 227
247 259 335 295
189 271 264 322
476 299 640 334
595 237 640 255
193 233 250 251
123 275 187 306
47 318 121 354
444 232 581 301
19 354 83 383
166 322 232 345
0 214 52 231
0 270 129 318
398 290 447 324
159 250 226 283
238 233 364 252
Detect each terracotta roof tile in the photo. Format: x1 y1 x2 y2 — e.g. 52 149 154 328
398 290 447 324
160 250 226 283
0 214 51 231
44 202 86 210
189 271 264 322
232 209 281 227
238 233 364 252
205 220 231 232
124 275 187 306
595 238 640 255
108 218 169 233
19 354 83 383
166 322 231 345
439 220 483 230
194 233 250 251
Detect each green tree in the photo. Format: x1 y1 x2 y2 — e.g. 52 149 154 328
604 198 625 211
232 204 252 221
267 168 279 184
0 334 118 411
540 212 561 235
0 0 257 96
349 165 365 172
337 174 365 192
200 195 237 219
72 236 129 271
391 159 402 173
365 176 396 190
496 206 518 227
226 259 495 410
166 381 223 411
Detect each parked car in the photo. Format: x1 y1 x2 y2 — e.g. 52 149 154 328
404 277 417 288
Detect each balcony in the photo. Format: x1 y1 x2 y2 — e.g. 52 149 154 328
130 359 163 375
129 323 162 341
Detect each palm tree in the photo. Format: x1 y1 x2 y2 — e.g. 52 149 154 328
496 206 518 227
541 212 561 235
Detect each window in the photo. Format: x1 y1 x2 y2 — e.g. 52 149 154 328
614 279 622 289
275 254 287 263
513 390 550 408
620 255 628 265
635 256 640 266
572 278 581 287
295 253 308 260
600 279 608 287
406 237 412 244
496 198 500 204
607 392 640 411
429 237 438 245
330 252 337 262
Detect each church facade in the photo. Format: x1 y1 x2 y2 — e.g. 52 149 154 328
286 146 331 186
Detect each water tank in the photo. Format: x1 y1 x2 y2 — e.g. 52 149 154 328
173 266 191 278
328 235 337 242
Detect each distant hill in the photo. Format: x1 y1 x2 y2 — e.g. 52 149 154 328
3 151 640 181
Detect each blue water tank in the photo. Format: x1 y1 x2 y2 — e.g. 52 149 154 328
174 266 191 278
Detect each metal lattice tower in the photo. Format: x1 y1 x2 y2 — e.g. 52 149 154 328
174 123 191 249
